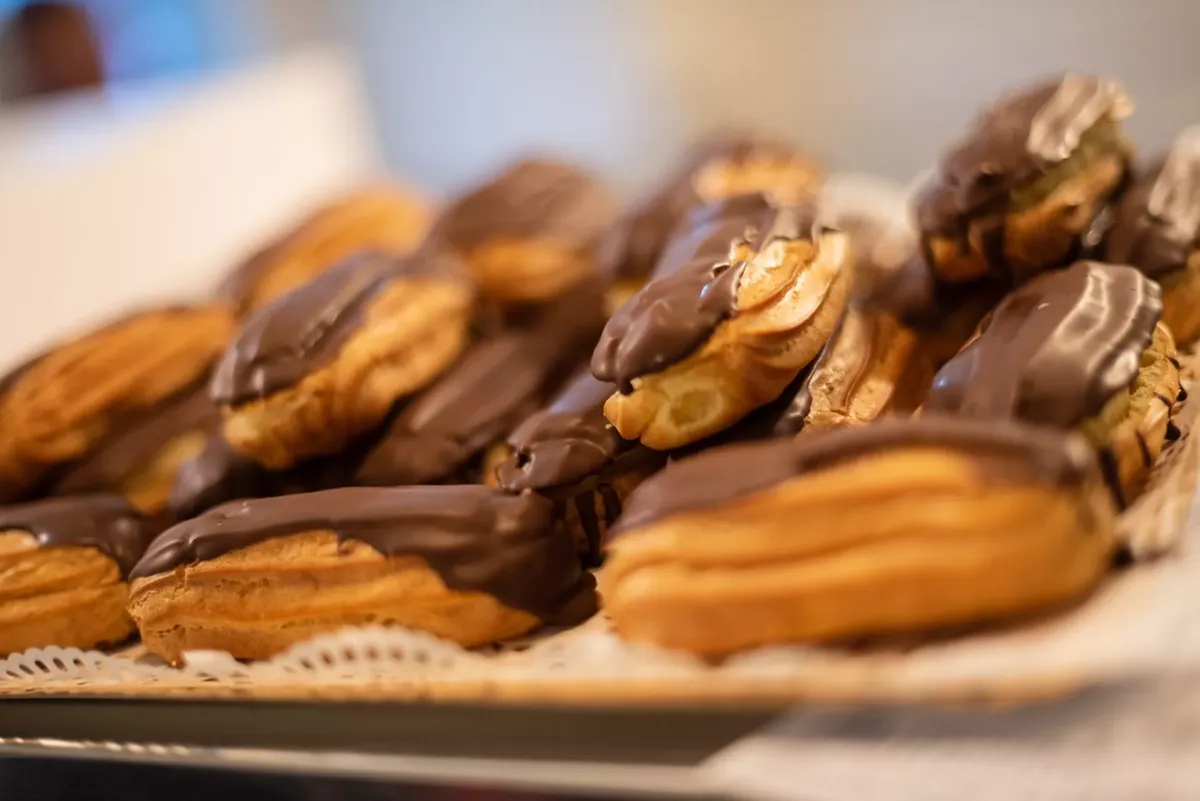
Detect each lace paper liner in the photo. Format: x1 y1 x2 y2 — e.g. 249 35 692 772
3 357 1199 701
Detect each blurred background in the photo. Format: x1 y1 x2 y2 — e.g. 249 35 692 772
1 0 1200 355
5 0 1200 193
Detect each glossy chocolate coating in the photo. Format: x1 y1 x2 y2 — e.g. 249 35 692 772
211 251 460 405
592 194 820 391
166 434 270 521
131 485 597 623
917 75 1129 239
353 279 607 486
1106 127 1200 279
610 416 1097 538
497 369 624 493
431 158 613 251
0 494 157 577
52 380 218 497
926 261 1161 427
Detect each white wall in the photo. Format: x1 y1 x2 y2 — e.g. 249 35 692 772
331 0 1200 197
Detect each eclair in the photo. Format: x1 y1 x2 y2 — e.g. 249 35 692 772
50 382 218 515
0 495 157 654
353 278 608 486
599 137 823 311
219 186 431 315
496 369 666 564
602 417 1115 656
592 193 850 449
771 209 933 433
430 159 615 306
128 486 596 663
925 260 1180 504
213 251 474 469
1105 126 1200 343
916 75 1133 284
0 306 235 503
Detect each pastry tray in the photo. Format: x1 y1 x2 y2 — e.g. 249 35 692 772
2 359 1200 714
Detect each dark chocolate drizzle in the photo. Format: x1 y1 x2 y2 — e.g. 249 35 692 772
353 279 607 486
592 194 821 392
1105 127 1200 279
0 494 157 577
610 416 1097 538
925 261 1161 427
430 158 613 251
131 485 596 623
211 251 461 405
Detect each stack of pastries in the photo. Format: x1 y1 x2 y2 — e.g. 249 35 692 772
0 75 1195 665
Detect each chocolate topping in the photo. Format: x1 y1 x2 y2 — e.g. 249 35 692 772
917 75 1130 237
131 485 596 623
592 194 820 391
211 251 460 405
52 380 218 497
0 494 157 577
611 417 1096 538
166 435 270 521
431 158 613 251
354 280 607 486
497 369 625 493
1106 127 1200 279
926 261 1161 427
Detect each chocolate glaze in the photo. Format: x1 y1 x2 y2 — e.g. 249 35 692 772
131 485 597 623
1106 127 1200 279
592 194 821 391
597 137 816 282
211 251 461 405
926 261 1161 427
0 494 157 577
353 279 607 486
497 369 624 493
430 158 613 251
610 416 1096 538
166 435 270 521
52 380 218 497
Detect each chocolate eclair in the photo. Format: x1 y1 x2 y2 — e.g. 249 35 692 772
1105 126 1200 343
0 495 157 654
916 75 1133 284
353 278 608 486
50 381 218 515
430 158 615 306
592 193 851 449
495 369 666 564
598 137 823 312
770 207 936 433
925 260 1180 504
128 486 596 663
602 417 1115 656
213 250 474 469
219 186 431 315
0 306 235 503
